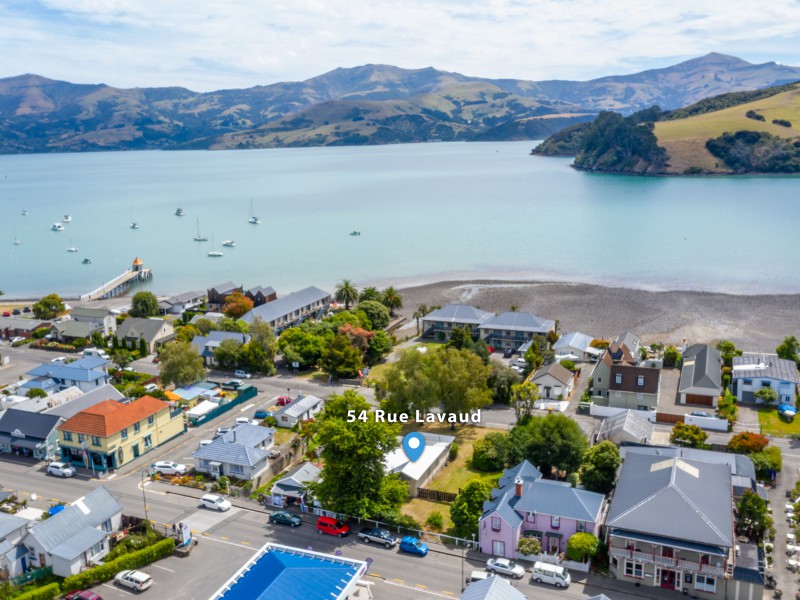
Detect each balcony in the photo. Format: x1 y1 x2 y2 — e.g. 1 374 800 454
609 547 726 577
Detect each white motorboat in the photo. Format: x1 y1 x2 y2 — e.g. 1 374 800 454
51 223 65 231
222 240 236 247
175 208 185 216
130 221 139 230
63 214 72 223
21 209 28 216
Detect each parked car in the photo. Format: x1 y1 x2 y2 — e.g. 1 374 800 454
215 426 232 437
11 309 20 315
514 358 528 367
466 571 494 586
269 511 302 527
234 370 251 379
691 411 713 418
399 536 428 556
531 561 571 588
50 356 68 364
200 494 232 512
221 379 243 390
359 527 398 548
276 396 293 406
143 383 159 393
235 417 259 426
487 557 526 578
198 440 213 448
511 365 526 374
22 306 31 313
316 515 350 537
151 461 187 476
47 461 76 478
114 570 153 592
1 312 9 317
65 590 104 600
254 409 272 420
503 347 515 358
9 336 25 344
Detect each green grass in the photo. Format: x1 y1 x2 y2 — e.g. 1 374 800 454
757 407 800 437
274 429 294 445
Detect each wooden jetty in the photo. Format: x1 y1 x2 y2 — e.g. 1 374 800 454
81 257 153 301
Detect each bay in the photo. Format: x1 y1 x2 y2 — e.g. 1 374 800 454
1 141 799 299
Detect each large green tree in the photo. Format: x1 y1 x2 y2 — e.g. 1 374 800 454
510 381 539 423
159 341 205 387
335 279 359 310
247 317 277 374
566 532 600 562
320 334 363 378
278 327 329 368
488 363 521 405
111 348 133 371
670 422 708 448
381 287 403 316
310 391 407 517
776 335 800 367
579 441 621 494
365 330 393 366
32 293 65 319
356 300 391 330
736 489 772 538
129 291 159 318
431 347 493 421
715 340 742 367
358 286 382 303
754 387 779 405
222 291 254 320
450 480 491 537
749 446 782 477
520 413 588 476
213 338 243 371
382 347 437 414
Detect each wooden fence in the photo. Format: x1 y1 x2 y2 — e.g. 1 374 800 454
416 488 457 503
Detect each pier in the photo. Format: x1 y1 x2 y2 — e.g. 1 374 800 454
80 257 153 301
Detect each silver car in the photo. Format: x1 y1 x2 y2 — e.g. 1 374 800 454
487 557 526 578
47 461 76 478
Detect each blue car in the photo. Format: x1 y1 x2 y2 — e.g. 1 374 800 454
399 536 428 556
254 409 273 420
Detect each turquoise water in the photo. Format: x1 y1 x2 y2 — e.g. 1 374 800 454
1 141 799 298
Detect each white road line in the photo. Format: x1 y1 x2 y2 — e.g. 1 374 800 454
240 403 255 412
201 535 259 550
150 564 175 572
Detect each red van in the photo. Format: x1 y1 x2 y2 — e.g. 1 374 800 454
316 516 350 538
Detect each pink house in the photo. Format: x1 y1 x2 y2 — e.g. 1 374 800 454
479 460 606 559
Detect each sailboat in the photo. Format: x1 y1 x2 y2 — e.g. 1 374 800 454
67 238 78 253
13 229 20 245
207 235 224 257
193 218 208 242
248 199 260 224
51 222 65 231
129 209 139 229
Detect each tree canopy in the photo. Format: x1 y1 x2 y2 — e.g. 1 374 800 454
334 279 359 310
159 341 205 388
450 480 491 537
519 414 588 476
32 293 65 319
776 335 800 368
579 441 621 494
222 291 254 319
129 291 159 318
356 300 391 330
727 432 769 454
736 490 772 538
670 422 708 448
510 381 539 423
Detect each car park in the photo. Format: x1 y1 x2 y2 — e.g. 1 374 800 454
151 461 187 475
65 590 104 600
114 570 153 592
234 370 251 379
359 527 398 548
276 396 292 406
200 494 232 511
487 557 526 578
316 515 350 537
269 510 302 527
47 461 76 478
399 536 428 556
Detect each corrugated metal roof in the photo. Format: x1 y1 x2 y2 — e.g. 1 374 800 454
422 304 494 325
0 409 62 440
240 286 331 324
597 410 654 445
27 362 108 383
732 354 800 383
0 514 28 540
679 344 722 394
461 575 528 600
514 480 605 523
554 331 594 352
274 395 323 419
44 384 126 419
479 311 555 334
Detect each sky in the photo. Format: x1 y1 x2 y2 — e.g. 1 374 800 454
3 0 800 92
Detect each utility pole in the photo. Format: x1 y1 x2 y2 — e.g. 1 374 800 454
141 470 149 522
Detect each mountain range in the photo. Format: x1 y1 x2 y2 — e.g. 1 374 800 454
1 53 799 153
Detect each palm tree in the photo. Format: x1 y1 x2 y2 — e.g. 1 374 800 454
413 303 429 336
335 279 359 310
358 286 381 303
382 287 403 316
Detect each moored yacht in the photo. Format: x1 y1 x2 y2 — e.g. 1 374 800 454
175 208 185 216
51 223 65 231
222 240 236 247
63 214 72 223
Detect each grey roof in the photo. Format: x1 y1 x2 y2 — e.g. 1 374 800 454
422 304 494 326
192 424 274 467
597 410 654 445
530 362 574 386
191 331 250 357
163 291 204 305
732 543 764 585
732 354 800 383
606 452 733 548
70 307 113 319
498 460 542 487
619 445 756 481
0 513 29 540
189 312 225 325
246 286 276 297
0 409 62 441
586 596 613 600
27 487 122 557
483 487 523 530
209 281 239 295
614 331 640 353
116 317 171 343
514 479 605 522
240 286 331 324
0 317 50 330
44 384 126 419
480 311 555 334
460 575 528 600
553 331 594 352
71 356 109 370
51 526 107 560
54 320 100 338
679 344 722 394
272 462 322 496
274 395 323 420
27 361 108 383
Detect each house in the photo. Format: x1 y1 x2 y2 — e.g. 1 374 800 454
0 317 51 340
193 423 275 482
239 286 332 331
207 281 243 310
421 304 493 340
606 451 762 600
23 487 122 577
50 319 104 343
479 460 605 559
592 339 661 410
270 461 321 507
189 311 225 326
157 291 205 316
553 331 603 362
43 384 127 420
732 353 799 404
613 331 642 360
191 331 251 367
384 432 454 497
115 317 175 353
596 410 654 446
69 307 117 336
0 409 63 460
19 356 111 395
529 363 575 400
6 386 83 413
679 344 722 407
0 514 30 579
273 394 324 428
245 285 277 307
57 395 184 472
479 311 556 350
460 575 528 600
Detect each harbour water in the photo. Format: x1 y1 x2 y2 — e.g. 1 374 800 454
1 141 799 299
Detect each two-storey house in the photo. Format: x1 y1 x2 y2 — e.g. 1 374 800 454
191 331 251 367
732 353 799 405
157 291 205 316
207 281 243 311
69 307 117 336
19 356 111 396
115 317 174 354
57 395 184 471
478 311 556 351
245 285 277 307
0 409 63 460
239 286 331 332
592 339 660 410
421 304 493 341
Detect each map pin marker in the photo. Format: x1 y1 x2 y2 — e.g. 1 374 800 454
403 432 426 462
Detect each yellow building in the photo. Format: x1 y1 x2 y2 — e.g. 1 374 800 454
57 396 184 472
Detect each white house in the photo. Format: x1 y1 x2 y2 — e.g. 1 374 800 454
69 307 117 336
529 363 575 400
383 432 454 496
192 424 275 481
732 354 800 404
270 461 321 507
553 331 602 362
273 394 324 429
0 513 31 579
19 356 111 396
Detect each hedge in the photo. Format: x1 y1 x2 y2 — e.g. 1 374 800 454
14 583 61 600
61 538 175 592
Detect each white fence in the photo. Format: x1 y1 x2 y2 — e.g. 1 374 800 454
517 551 590 573
684 414 729 431
589 404 656 422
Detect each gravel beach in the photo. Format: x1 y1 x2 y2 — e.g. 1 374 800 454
395 280 800 351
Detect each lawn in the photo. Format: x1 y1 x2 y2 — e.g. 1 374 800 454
404 498 455 532
274 429 294 445
757 407 800 437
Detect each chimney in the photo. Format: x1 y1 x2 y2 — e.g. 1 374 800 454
515 476 523 498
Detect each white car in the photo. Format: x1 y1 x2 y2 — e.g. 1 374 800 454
198 439 214 448
511 365 526 374
200 493 231 511
151 461 187 476
234 370 251 379
9 336 25 344
50 356 68 364
235 417 259 426
47 461 76 478
486 557 526 578
115 569 153 592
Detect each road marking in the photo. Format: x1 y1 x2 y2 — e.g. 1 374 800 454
105 473 118 480
151 564 175 572
393 578 404 583
377 579 453 598
200 535 258 550
368 573 383 579
240 403 255 412
416 584 428 589
442 592 455 596
220 536 230 540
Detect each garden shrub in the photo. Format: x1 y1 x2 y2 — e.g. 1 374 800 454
425 511 444 531
15 582 61 600
448 442 459 461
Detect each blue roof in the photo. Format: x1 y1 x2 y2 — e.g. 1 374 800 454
191 332 250 357
27 362 107 382
71 356 110 370
213 544 365 600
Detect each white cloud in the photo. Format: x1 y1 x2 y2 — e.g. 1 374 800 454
1 0 799 90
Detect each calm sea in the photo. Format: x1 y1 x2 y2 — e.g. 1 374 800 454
1 141 799 299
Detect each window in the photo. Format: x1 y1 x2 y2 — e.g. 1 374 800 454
597 377 602 383
742 378 752 385
491 517 501 531
148 415 155 426
695 574 716 593
63 432 73 442
527 512 536 522
761 381 771 388
637 375 644 386
91 436 101 447
121 428 128 440
77 434 85 443
624 560 643 578
134 422 141 433
615 374 622 384
576 521 585 532
551 516 560 529
102 519 113 532
143 434 152 448
229 464 244 474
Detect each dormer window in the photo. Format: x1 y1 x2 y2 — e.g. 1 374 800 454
615 374 622 384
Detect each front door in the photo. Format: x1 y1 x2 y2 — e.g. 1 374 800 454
133 444 140 458
548 536 559 554
660 569 676 590
492 540 505 557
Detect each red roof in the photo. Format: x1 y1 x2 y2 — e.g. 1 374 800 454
58 395 169 437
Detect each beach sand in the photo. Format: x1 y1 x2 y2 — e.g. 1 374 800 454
396 280 800 350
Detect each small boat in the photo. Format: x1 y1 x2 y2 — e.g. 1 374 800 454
207 235 224 257
21 209 28 216
175 208 185 216
67 237 78 252
248 199 260 224
51 223 64 231
13 229 20 246
63 214 72 223
82 258 91 264
193 218 208 242
222 240 236 247
349 231 361 236
130 221 139 230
